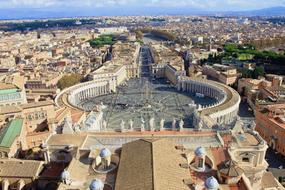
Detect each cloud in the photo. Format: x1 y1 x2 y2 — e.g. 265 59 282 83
0 0 284 10
9 0 57 7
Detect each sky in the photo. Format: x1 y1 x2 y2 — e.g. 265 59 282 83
0 0 284 11
0 0 284 19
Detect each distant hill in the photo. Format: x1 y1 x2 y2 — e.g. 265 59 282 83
0 6 284 20
223 7 285 16
0 7 212 20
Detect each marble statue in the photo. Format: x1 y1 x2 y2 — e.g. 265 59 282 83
120 119 125 132
52 123 57 134
95 105 101 112
62 116 74 134
129 119 134 131
141 123 145 132
102 120 107 131
141 117 145 124
198 120 203 131
149 117 155 131
140 117 146 132
101 102 107 110
160 118 165 131
179 119 184 131
197 104 202 110
74 124 81 133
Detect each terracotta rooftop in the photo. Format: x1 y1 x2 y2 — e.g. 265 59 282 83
211 147 230 167
0 105 22 115
115 138 189 190
70 108 85 123
218 160 244 177
40 162 67 178
0 82 17 90
261 172 281 189
0 159 44 178
47 134 87 147
21 100 54 109
234 133 259 147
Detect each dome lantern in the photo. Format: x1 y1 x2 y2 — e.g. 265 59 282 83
100 148 111 158
89 179 104 190
195 147 206 157
205 176 219 190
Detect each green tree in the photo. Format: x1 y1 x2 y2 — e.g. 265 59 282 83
57 74 83 90
135 30 143 39
241 68 253 78
253 66 265 79
89 34 115 47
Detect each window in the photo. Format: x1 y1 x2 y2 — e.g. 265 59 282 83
279 176 285 183
242 157 250 162
198 158 203 168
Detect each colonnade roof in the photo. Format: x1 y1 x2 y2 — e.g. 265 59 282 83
181 77 240 116
201 80 240 116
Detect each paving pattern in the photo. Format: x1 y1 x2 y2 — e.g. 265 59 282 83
79 45 217 130
79 77 216 129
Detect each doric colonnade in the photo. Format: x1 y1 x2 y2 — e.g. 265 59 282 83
177 77 240 126
55 80 111 109
68 81 110 107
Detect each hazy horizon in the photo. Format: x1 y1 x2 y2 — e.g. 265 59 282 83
1 0 285 11
0 0 284 19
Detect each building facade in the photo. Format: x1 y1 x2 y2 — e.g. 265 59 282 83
255 104 285 156
0 83 27 107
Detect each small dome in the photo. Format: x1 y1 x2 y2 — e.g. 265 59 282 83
89 179 104 190
195 147 206 157
205 176 219 190
100 148 111 158
60 170 70 180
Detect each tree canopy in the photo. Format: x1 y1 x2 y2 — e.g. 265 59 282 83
223 44 285 65
57 74 83 90
137 28 177 41
241 66 265 79
89 34 115 47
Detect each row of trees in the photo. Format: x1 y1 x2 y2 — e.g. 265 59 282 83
135 28 177 41
135 30 144 39
150 29 176 41
2 19 96 32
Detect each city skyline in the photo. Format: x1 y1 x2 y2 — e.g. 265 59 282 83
0 0 284 10
0 0 284 20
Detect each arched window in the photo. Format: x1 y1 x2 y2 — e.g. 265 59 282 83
198 158 203 168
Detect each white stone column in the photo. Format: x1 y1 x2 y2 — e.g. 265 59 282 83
44 149 50 164
2 179 9 190
17 179 25 190
92 88 95 97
